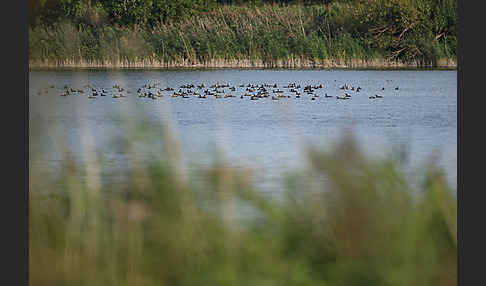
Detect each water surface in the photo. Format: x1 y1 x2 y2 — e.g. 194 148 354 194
29 69 457 194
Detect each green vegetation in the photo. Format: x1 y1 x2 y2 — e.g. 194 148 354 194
29 0 456 67
30 120 457 286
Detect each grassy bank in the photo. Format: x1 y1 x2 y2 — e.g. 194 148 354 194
30 120 457 286
29 1 457 68
29 57 457 69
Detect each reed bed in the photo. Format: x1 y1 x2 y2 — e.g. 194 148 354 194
29 1 457 68
30 120 457 286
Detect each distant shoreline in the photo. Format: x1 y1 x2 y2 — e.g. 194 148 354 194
30 2 457 73
29 58 456 70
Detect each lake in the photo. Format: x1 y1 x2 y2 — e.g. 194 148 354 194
29 69 457 194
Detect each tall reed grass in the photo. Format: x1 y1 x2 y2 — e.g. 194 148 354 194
29 2 456 68
30 120 456 286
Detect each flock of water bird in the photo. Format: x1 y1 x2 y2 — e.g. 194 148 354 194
34 81 400 101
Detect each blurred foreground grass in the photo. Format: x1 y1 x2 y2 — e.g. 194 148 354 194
29 123 456 286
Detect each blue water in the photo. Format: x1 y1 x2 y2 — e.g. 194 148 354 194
29 69 457 194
